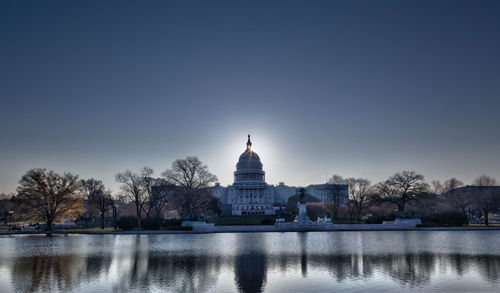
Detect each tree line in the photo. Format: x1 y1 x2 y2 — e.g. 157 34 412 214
1 156 220 230
1 162 499 230
323 171 500 226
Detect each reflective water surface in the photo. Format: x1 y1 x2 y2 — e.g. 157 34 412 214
0 231 499 292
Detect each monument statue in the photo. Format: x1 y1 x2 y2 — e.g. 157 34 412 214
295 188 311 223
275 187 333 228
299 188 305 204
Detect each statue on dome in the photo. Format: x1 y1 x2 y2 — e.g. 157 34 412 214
246 134 252 150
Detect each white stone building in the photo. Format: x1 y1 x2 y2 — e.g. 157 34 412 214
213 135 348 216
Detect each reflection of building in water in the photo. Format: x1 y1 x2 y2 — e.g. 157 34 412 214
233 233 268 293
234 252 267 293
212 135 349 215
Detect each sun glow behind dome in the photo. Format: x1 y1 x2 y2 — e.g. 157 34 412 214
213 131 280 186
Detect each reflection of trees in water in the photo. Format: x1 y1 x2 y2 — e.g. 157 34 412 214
267 252 500 286
113 235 222 292
148 254 222 292
7 248 500 292
12 254 84 292
467 254 500 283
84 254 113 281
360 253 435 286
306 253 433 285
9 236 221 293
10 252 223 293
112 253 223 292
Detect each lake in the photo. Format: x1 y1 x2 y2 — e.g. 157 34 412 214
0 231 499 292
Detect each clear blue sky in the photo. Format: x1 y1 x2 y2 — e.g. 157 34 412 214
1 0 500 193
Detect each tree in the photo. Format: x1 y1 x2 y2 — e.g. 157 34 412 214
327 175 370 222
139 167 168 220
431 180 443 195
162 156 218 189
326 175 347 221
0 193 15 225
109 194 121 230
115 170 147 229
82 178 113 229
136 167 175 220
16 169 84 231
373 171 429 212
442 178 470 220
344 178 371 222
471 175 498 225
345 199 357 223
162 157 219 218
328 174 345 185
147 179 173 220
443 178 463 193
163 186 220 218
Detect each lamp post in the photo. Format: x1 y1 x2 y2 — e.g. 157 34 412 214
8 210 13 232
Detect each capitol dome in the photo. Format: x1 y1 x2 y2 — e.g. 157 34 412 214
229 134 274 216
238 147 261 163
234 135 265 182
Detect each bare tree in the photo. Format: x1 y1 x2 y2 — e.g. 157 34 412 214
115 170 147 229
162 156 218 189
346 199 357 223
442 178 470 220
472 175 498 225
16 169 84 231
326 175 346 221
82 179 113 229
431 180 443 195
161 186 220 218
443 178 463 193
109 194 119 230
140 167 172 220
139 167 156 219
328 174 345 185
373 171 429 212
148 179 173 220
326 188 344 221
345 178 371 222
162 157 219 218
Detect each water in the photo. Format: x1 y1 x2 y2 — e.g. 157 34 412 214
0 231 499 292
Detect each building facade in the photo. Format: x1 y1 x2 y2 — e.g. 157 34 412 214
213 135 348 216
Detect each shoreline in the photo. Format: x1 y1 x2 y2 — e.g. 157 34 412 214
2 225 500 236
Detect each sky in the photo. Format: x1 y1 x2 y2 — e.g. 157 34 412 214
1 0 500 194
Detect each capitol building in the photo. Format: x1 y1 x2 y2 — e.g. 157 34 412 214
213 135 348 216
